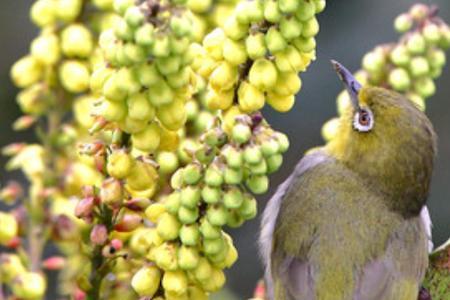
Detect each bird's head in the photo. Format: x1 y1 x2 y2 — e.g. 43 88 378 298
326 61 437 215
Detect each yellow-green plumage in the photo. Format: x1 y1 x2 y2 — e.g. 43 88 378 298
260 66 436 300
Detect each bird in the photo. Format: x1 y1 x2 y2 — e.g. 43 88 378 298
259 60 437 300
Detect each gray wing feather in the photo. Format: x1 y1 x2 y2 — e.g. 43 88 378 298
259 150 331 300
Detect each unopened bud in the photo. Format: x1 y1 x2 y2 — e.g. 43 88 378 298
90 224 108 245
114 212 142 232
125 198 151 211
100 178 123 207
78 141 105 156
75 197 96 219
0 212 18 245
42 256 66 270
52 215 79 240
12 115 37 131
110 238 123 251
2 143 26 156
0 181 23 204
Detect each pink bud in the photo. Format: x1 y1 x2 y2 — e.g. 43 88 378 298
114 213 142 232
90 224 108 245
88 116 108 135
94 153 106 173
124 198 151 211
78 141 105 156
110 239 123 251
5 236 21 249
52 215 78 241
75 197 96 219
74 288 87 300
100 178 123 207
0 181 23 204
1 143 26 156
253 279 266 298
12 115 37 131
42 256 66 270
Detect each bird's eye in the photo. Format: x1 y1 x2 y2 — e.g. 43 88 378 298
353 108 374 132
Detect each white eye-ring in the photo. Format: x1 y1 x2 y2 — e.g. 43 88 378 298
353 108 374 132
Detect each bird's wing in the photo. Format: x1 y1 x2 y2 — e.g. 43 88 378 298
259 149 332 300
266 153 428 300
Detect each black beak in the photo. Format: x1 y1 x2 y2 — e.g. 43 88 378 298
331 60 361 110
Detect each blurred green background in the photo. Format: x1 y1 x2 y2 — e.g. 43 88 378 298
0 1 449 299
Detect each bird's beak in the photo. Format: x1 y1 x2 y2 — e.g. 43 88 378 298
331 60 361 110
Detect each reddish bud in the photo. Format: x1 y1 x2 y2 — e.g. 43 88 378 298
5 236 21 249
90 224 108 245
114 212 142 232
253 279 266 299
75 197 96 219
42 256 66 270
78 141 105 156
124 198 151 211
94 153 106 173
88 116 108 135
2 143 26 156
81 185 97 198
110 239 123 251
12 115 37 131
74 288 87 300
0 181 24 204
52 215 78 241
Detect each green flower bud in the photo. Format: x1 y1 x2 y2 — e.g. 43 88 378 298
439 25 450 49
223 188 244 209
0 212 18 245
204 165 223 187
239 194 258 220
388 68 411 91
231 123 252 145
414 77 436 98
249 58 278 90
31 33 60 65
183 163 203 185
119 116 147 134
166 66 190 89
10 56 42 88
206 205 228 227
296 0 316 21
201 268 226 292
224 167 244 185
56 0 82 22
394 13 413 33
125 6 145 27
16 84 52 116
180 186 201 209
199 218 222 240
135 63 160 87
265 27 287 53
61 24 93 58
275 132 289 152
246 33 267 60
280 17 302 40
201 186 222 204
131 266 161 297
178 246 200 270
178 206 199 224
124 43 147 64
264 0 282 23
170 36 191 55
226 210 245 228
406 33 426 54
162 271 188 296
145 203 167 223
171 168 184 190
165 191 181 214
180 224 200 246
11 272 46 299
113 0 135 16
116 67 141 95
30 0 56 27
102 73 127 101
222 146 243 168
223 16 248 41
389 45 410 67
157 213 181 241
267 154 283 174
135 23 155 47
114 19 134 42
154 242 179 271
59 60 90 93
187 286 208 300
127 93 155 121
157 152 179 176
362 50 386 74
193 257 213 283
131 122 161 152
187 0 212 13
170 16 192 38
278 0 298 14
314 0 326 13
150 35 170 57
210 61 238 91
261 139 280 157
195 146 215 165
251 159 268 175
427 48 446 69
156 56 181 76
203 236 225 256
90 66 113 93
423 23 441 43
407 93 426 111
246 175 269 194
223 38 248 66
293 36 316 53
244 145 263 165
410 56 430 77
246 0 264 23
147 79 174 107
